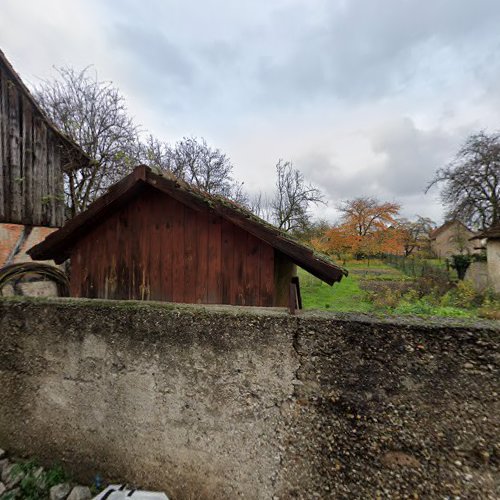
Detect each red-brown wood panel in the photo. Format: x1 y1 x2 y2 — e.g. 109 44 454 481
195 209 209 303
183 204 199 303
245 232 261 306
259 244 275 306
115 208 129 300
232 224 247 305
70 245 81 297
171 202 185 303
160 195 175 302
207 213 222 303
148 192 163 300
221 219 235 304
68 187 282 306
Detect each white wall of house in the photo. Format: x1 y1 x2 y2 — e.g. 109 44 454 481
486 239 500 294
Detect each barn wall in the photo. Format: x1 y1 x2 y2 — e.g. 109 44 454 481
70 187 276 306
0 62 65 227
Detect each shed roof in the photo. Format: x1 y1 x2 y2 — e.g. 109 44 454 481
0 49 90 170
28 166 348 285
470 221 500 240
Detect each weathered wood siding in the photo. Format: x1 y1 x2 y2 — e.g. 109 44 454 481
70 187 277 306
0 62 65 227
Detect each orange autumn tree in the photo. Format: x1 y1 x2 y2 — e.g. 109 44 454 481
317 197 404 260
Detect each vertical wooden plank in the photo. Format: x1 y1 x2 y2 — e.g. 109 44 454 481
52 138 64 226
7 82 21 222
158 195 175 302
195 209 208 303
137 195 151 301
0 69 7 221
171 201 185 303
22 96 33 224
70 244 82 297
45 135 56 226
148 191 163 300
245 232 261 306
80 235 90 297
32 118 44 225
183 205 198 303
160 195 175 302
221 219 234 304
232 225 246 305
129 201 142 300
259 244 275 306
207 213 222 304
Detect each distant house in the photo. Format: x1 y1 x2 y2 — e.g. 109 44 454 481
29 166 347 308
429 220 478 259
471 222 500 294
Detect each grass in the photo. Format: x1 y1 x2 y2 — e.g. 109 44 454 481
299 264 376 313
299 259 489 318
300 259 409 313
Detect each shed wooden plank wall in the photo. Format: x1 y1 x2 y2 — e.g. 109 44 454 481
0 62 65 227
70 187 276 306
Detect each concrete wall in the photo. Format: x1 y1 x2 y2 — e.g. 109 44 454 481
0 299 498 499
487 239 500 293
464 261 489 293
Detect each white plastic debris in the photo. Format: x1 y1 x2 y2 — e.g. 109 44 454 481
93 485 169 500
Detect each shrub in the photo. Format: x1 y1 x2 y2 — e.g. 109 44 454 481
394 297 473 317
453 280 480 308
367 287 401 309
449 254 472 280
414 266 453 297
478 292 500 319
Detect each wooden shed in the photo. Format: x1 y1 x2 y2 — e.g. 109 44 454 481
0 49 88 227
29 166 347 307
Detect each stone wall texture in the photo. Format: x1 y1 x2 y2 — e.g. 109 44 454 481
0 298 498 499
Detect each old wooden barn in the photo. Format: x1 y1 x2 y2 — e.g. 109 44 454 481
0 49 87 228
29 166 346 307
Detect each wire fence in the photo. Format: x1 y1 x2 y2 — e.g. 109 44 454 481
383 254 453 280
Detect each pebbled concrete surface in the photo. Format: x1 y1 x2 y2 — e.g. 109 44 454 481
0 297 498 499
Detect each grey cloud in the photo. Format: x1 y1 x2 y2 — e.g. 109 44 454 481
300 118 465 219
110 24 195 85
256 0 500 103
371 118 459 196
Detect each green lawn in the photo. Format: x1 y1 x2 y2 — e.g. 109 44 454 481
299 265 376 313
298 259 485 318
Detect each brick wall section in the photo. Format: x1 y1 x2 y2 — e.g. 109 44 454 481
0 298 498 499
0 223 57 266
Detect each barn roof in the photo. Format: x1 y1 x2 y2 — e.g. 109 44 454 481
0 49 90 170
28 166 348 285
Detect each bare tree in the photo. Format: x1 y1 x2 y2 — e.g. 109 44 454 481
270 159 325 232
35 66 140 215
427 131 500 229
139 135 173 174
398 216 436 257
145 136 247 203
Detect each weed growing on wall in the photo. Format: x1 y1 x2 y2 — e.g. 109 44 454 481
8 460 70 500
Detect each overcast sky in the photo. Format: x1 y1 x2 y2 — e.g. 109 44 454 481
2 0 500 223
